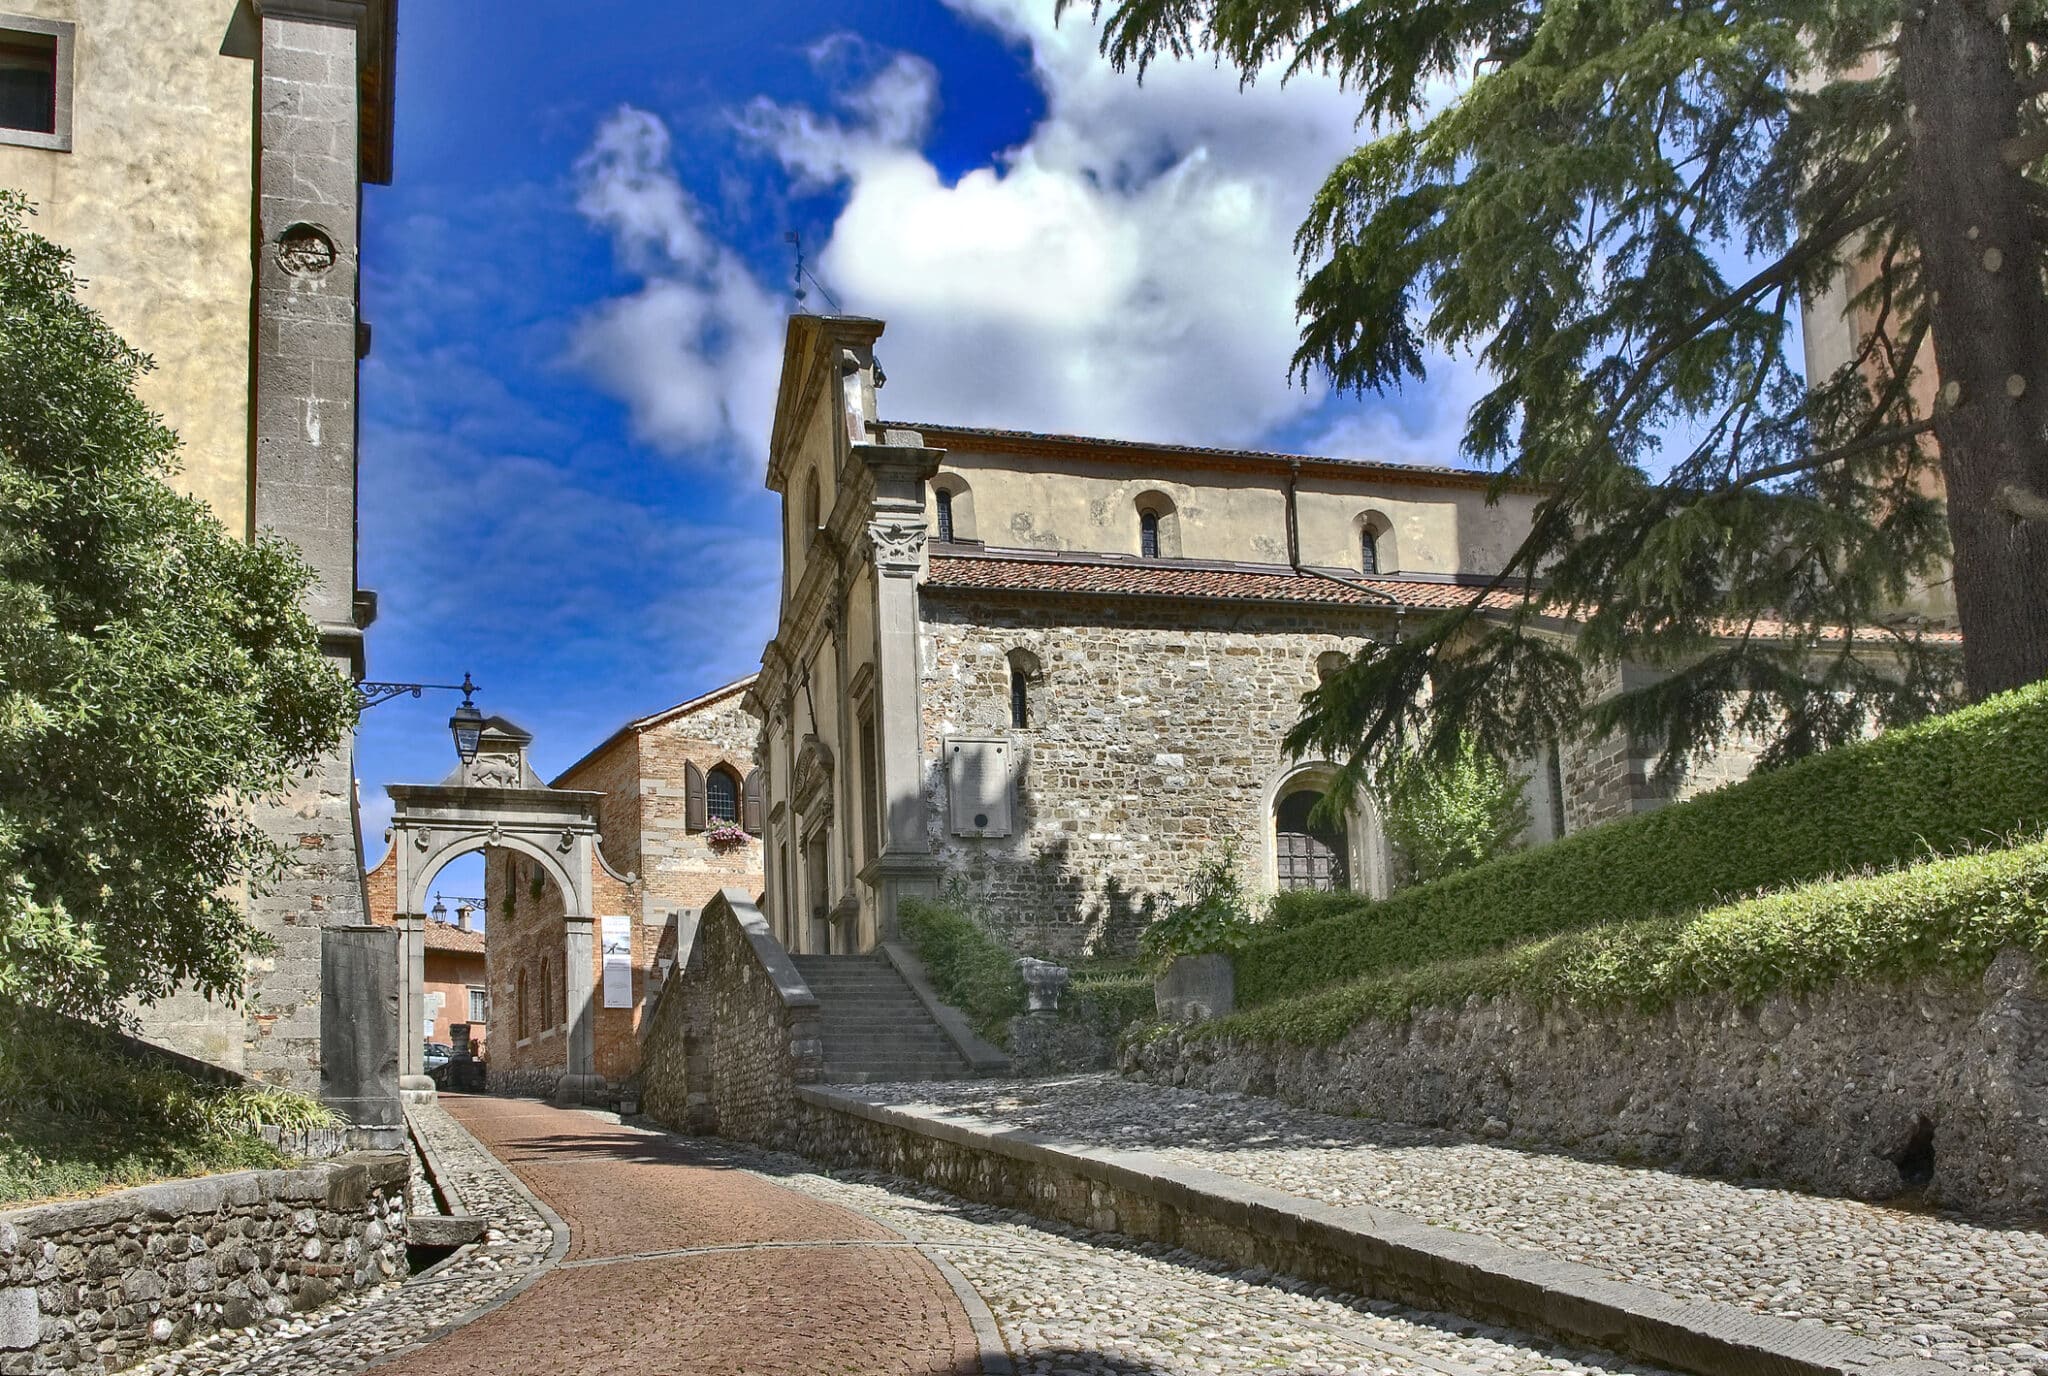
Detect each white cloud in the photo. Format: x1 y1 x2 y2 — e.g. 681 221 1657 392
567 106 785 466
570 5 1475 466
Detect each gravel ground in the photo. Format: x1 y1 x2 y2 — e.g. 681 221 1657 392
137 1098 557 1376
835 1075 2048 1375
760 1150 1678 1376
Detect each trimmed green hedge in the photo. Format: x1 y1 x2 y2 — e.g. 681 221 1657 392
898 897 1027 1046
1210 837 2048 1047
1239 682 2048 1007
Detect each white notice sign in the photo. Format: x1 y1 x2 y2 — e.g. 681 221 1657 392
600 914 633 1009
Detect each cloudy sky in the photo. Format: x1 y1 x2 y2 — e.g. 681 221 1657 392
355 0 1485 895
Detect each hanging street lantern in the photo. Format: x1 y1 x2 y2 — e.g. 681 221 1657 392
448 672 484 764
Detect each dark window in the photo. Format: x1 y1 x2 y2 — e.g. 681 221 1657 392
1275 789 1350 892
0 36 55 135
936 488 954 543
859 713 880 864
1361 528 1379 574
1010 665 1029 729
1140 510 1160 559
515 972 529 1038
706 768 739 823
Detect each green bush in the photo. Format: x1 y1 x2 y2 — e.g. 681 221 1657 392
0 1003 335 1204
1138 848 1260 969
1266 888 1375 933
1211 837 2048 1047
1238 682 2048 1006
1376 737 1530 884
1066 970 1156 1030
898 897 1026 1046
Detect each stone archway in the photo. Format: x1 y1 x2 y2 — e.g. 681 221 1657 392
1259 761 1393 900
385 715 607 1103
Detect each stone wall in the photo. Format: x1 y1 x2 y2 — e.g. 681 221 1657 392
639 889 820 1146
918 596 1388 956
1128 952 2048 1218
0 1153 408 1376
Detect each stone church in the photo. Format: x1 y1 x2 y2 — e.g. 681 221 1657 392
750 315 1743 959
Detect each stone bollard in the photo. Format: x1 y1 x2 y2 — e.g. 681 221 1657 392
1155 954 1235 1022
1015 957 1071 1015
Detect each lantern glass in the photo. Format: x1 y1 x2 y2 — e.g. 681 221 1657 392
450 701 484 763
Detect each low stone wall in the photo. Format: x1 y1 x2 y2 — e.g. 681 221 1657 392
641 887 821 1143
779 1088 1946 1376
1128 950 2048 1218
0 1153 408 1375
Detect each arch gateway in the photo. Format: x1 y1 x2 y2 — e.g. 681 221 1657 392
384 715 610 1103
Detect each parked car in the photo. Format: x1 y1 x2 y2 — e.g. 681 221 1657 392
423 1042 454 1072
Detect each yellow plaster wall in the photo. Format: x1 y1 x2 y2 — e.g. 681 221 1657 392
0 0 255 535
925 444 1542 576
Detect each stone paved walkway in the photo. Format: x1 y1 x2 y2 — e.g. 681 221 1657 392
835 1075 2048 1375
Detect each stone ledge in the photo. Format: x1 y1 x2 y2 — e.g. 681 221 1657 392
795 1087 1957 1376
0 1152 407 1239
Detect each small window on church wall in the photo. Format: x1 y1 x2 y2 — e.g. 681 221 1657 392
1010 664 1029 728
936 487 955 543
706 767 739 824
1140 510 1160 559
0 33 56 133
1361 528 1379 574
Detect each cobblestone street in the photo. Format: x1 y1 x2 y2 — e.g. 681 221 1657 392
141 1094 1699 1374
838 1076 2048 1374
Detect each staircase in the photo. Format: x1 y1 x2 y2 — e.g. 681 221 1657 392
789 954 976 1083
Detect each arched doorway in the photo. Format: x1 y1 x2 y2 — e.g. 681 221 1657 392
1275 786 1350 892
1261 762 1392 898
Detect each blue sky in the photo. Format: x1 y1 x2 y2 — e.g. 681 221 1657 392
354 0 1489 898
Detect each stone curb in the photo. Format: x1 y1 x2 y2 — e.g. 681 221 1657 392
798 1087 1959 1376
403 1106 485 1261
0 1153 409 1240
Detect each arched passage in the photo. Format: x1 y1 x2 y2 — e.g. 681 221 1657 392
385 714 610 1102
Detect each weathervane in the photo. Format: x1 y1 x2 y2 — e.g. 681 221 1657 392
783 230 844 315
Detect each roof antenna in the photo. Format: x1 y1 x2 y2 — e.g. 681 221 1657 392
783 229 844 315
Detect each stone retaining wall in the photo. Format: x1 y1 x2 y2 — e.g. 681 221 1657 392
0 1153 408 1376
1128 951 2048 1218
641 888 820 1142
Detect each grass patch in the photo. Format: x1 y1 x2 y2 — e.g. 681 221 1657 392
1238 681 2048 1006
899 897 1027 1046
0 1004 337 1205
1209 838 2048 1047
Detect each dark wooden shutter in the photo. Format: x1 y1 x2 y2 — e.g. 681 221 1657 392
684 761 706 831
743 768 765 835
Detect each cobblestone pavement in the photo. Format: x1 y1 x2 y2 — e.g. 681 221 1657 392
141 1097 559 1376
745 1142 1677 1376
836 1075 2048 1374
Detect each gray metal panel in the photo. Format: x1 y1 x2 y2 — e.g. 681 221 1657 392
946 736 1012 837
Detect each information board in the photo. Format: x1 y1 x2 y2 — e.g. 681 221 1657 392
600 914 633 1009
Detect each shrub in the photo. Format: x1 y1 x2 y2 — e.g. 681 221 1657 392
1138 848 1259 970
1066 970 1156 1030
1238 681 2048 1007
898 897 1026 1046
1211 837 2048 1047
0 1003 334 1203
1376 738 1530 884
1266 888 1375 934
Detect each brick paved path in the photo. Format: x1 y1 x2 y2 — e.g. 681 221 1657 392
373 1095 984 1376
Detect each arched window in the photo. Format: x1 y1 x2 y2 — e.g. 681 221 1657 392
1006 647 1041 730
936 487 955 543
1135 491 1180 558
706 766 740 823
1316 650 1348 683
539 957 553 1029
1275 787 1350 892
515 970 529 1039
1355 510 1394 574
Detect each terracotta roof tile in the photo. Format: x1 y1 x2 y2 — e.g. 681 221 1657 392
923 552 1524 611
424 921 486 954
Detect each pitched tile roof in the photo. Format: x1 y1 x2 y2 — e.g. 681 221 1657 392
424 921 486 955
923 551 1528 612
921 550 1964 644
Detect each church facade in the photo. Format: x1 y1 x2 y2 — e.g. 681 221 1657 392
749 316 1739 959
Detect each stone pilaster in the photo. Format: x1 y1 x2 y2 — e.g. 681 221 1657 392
557 915 603 1102
246 0 370 1095
859 442 943 941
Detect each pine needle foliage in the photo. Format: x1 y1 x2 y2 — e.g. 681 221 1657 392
0 193 358 1017
1062 0 2048 806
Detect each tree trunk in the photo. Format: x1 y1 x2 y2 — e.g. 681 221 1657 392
1900 0 2048 698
